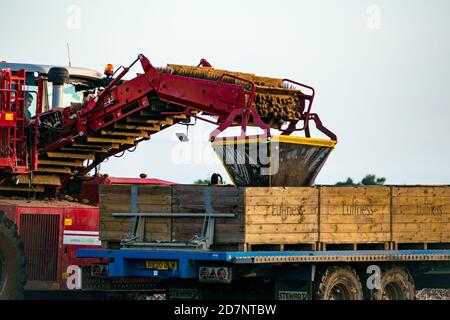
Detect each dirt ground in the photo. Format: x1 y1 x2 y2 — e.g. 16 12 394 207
146 291 450 300
416 289 450 300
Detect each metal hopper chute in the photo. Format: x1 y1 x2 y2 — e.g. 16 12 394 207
212 135 336 187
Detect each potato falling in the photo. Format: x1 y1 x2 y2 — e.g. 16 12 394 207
253 92 301 121
162 64 305 124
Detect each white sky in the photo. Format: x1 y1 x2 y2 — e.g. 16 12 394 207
1 0 449 185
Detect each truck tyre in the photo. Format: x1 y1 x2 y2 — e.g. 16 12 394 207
371 266 415 300
0 213 26 300
315 266 363 300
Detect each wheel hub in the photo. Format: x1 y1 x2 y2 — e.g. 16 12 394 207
330 283 351 300
382 282 404 300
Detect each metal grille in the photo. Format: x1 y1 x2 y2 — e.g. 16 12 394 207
20 214 60 281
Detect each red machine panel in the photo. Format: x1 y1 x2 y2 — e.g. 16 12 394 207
0 199 100 290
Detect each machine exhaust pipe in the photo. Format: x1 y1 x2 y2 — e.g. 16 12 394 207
48 67 69 108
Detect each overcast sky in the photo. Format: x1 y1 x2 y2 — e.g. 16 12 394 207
1 0 449 185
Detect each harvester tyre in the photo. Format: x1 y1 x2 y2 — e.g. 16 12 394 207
0 213 26 300
371 266 415 300
315 266 363 300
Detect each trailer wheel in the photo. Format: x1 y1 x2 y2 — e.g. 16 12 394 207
0 213 27 300
315 266 363 300
371 267 415 300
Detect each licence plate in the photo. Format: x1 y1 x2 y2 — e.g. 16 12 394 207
145 260 178 270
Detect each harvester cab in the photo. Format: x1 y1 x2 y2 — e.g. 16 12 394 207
0 62 104 191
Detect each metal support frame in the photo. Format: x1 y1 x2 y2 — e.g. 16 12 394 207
0 68 40 176
116 187 236 250
281 113 337 141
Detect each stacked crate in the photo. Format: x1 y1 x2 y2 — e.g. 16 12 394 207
100 185 450 251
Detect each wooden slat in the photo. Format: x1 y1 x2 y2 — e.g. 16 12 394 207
245 187 318 197
320 223 391 233
99 204 172 216
144 232 172 242
87 136 135 144
246 213 318 225
392 198 450 206
0 185 45 192
392 223 450 232
61 147 109 153
246 233 318 244
392 232 450 242
126 117 164 124
392 215 450 223
111 185 171 195
320 214 391 224
320 186 391 197
246 203 318 216
72 142 120 149
246 224 318 234
39 159 83 167
101 130 150 138
320 232 391 243
114 123 160 131
36 166 72 174
16 174 61 185
127 116 173 125
100 215 170 225
246 197 318 206
320 205 391 216
321 197 390 206
101 221 171 233
392 186 450 197
101 231 171 241
47 152 95 160
100 231 128 241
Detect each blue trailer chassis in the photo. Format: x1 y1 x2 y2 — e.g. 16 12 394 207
77 248 450 279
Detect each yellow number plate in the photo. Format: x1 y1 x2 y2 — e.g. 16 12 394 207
145 260 178 270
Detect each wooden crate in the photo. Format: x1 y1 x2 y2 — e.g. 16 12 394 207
244 187 319 245
171 185 245 244
392 186 450 243
99 184 450 251
319 186 391 244
99 185 172 243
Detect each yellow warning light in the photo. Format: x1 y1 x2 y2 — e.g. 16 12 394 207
104 64 114 76
64 218 73 226
5 113 14 121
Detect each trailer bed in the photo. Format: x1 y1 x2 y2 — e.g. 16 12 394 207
77 248 450 278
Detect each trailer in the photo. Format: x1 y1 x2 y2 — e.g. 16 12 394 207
72 184 450 300
75 246 450 300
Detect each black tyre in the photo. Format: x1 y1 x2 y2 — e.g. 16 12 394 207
371 266 415 300
0 213 27 300
315 266 363 300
